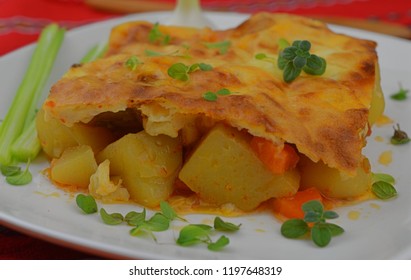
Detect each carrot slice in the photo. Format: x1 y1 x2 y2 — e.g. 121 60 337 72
272 187 323 219
250 136 299 174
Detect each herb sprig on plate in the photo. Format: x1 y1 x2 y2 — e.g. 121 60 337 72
75 195 240 252
281 200 343 247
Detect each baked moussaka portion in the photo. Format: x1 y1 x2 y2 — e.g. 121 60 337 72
36 12 384 211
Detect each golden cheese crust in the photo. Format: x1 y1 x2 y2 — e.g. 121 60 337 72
42 12 382 173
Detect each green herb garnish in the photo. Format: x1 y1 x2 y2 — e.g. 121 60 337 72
204 40 231 54
168 62 213 81
216 88 231 96
141 213 170 232
160 201 187 222
203 91 218 101
390 84 409 101
372 172 395 185
176 224 213 246
371 172 398 200
281 200 343 247
5 161 32 186
1 165 21 176
76 194 98 214
277 40 326 83
207 235 230 251
176 217 236 251
149 23 170 45
74 198 237 251
213 216 241 232
372 181 398 200
202 88 232 102
125 209 146 226
168 63 190 81
391 124 410 145
100 208 124 225
125 55 142 70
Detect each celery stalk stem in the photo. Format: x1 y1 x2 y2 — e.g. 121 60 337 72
0 24 65 165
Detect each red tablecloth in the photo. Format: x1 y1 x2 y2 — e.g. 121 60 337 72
1 0 411 259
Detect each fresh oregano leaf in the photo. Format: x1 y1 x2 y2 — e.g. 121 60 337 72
76 194 98 214
1 165 21 176
306 54 322 69
125 209 146 226
372 181 398 200
304 57 326 75
124 55 141 70
176 224 212 246
293 56 307 69
203 91 218 101
5 161 32 186
214 217 241 232
255 53 267 60
371 172 395 185
281 218 309 238
204 40 231 54
6 169 32 185
281 47 298 60
390 84 409 101
207 235 230 251
302 200 323 216
100 208 124 225
324 223 344 237
216 88 231 96
198 63 213 71
160 201 187 222
296 40 311 51
311 222 332 247
143 213 170 232
323 210 339 220
160 201 177 220
149 22 170 45
283 62 302 83
304 211 321 223
168 63 189 81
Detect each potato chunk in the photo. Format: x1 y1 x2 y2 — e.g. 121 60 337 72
36 109 77 158
36 109 115 157
97 131 182 207
50 145 98 188
299 155 372 199
178 124 300 211
69 123 115 154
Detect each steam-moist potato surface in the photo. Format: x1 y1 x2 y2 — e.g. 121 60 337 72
179 124 300 211
96 131 182 207
41 12 383 174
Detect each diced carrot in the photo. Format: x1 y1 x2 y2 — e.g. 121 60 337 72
272 187 323 219
250 136 299 174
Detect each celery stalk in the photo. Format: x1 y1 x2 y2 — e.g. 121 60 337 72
10 121 41 162
23 25 65 129
0 24 65 165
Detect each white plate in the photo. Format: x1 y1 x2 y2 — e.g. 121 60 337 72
1 11 411 260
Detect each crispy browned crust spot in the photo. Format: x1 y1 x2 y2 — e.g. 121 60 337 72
42 12 381 173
